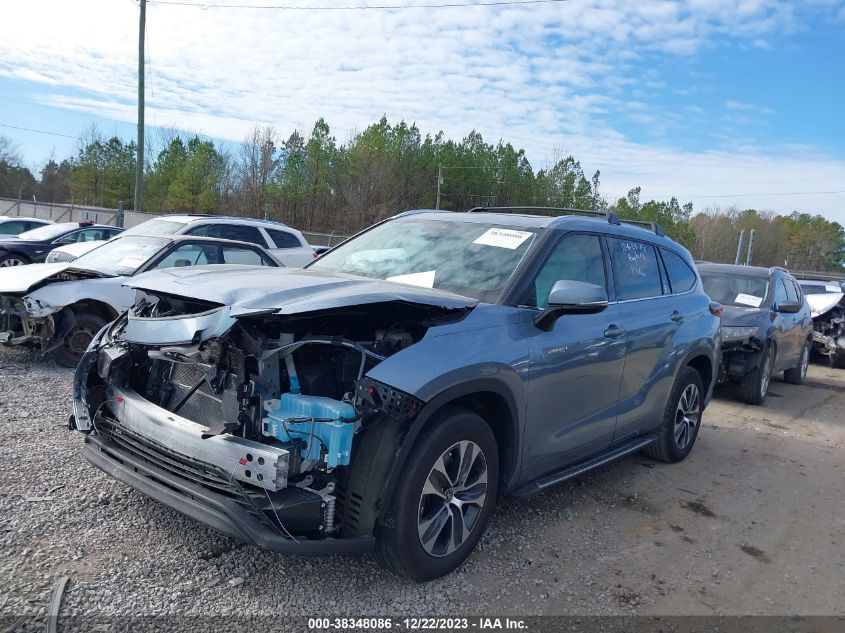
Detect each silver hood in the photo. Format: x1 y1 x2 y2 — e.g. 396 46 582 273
124 265 478 316
806 292 844 318
0 262 114 295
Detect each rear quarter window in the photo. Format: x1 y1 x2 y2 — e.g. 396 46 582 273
266 228 303 249
660 248 697 294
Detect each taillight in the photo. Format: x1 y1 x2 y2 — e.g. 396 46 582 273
709 302 723 317
313 251 319 259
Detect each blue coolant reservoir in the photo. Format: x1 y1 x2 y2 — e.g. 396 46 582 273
263 394 357 468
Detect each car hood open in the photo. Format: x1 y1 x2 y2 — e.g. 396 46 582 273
806 292 844 318
124 265 478 316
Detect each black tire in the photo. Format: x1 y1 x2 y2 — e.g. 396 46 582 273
643 366 704 463
48 311 108 368
784 340 810 384
738 343 774 406
375 406 498 581
0 253 31 267
830 349 845 370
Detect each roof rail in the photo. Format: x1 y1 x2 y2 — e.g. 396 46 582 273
619 218 665 237
466 206 665 236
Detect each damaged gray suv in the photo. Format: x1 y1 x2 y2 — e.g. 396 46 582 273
72 208 721 580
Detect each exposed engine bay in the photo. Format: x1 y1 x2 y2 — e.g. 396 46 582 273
74 291 469 542
812 304 845 366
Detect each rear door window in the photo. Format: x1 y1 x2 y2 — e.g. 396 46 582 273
219 224 268 247
660 248 697 294
607 238 663 301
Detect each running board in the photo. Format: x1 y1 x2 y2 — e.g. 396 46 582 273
510 434 657 498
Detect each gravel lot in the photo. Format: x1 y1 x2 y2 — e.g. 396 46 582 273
1 345 844 621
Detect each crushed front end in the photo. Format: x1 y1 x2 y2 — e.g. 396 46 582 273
716 326 765 383
811 304 845 367
72 289 463 553
0 268 107 351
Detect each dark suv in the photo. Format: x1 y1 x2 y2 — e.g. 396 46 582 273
73 208 721 580
698 263 812 405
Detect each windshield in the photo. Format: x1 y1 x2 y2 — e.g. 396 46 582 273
309 217 538 302
701 273 769 308
123 218 189 237
72 236 169 275
16 223 77 241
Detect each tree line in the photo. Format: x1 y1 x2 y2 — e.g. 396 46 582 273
1 118 842 272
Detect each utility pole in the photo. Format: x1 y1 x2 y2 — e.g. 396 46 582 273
734 230 746 266
134 0 146 213
435 165 442 210
745 229 756 266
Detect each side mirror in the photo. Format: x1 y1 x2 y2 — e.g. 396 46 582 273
776 300 802 314
535 280 608 331
174 259 192 268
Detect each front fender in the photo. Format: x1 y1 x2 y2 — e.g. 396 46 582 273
375 375 525 527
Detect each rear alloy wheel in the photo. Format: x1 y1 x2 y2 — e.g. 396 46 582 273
48 311 108 368
739 344 774 405
376 406 498 581
643 366 703 463
784 341 810 384
0 254 30 267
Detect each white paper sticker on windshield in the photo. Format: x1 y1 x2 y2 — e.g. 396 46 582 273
386 270 436 288
826 285 841 292
117 255 147 269
735 293 763 308
473 228 532 249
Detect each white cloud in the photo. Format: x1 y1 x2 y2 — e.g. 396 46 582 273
0 0 843 221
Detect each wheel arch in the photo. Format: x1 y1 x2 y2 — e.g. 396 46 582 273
376 378 522 524
63 299 119 323
685 353 713 395
0 249 32 263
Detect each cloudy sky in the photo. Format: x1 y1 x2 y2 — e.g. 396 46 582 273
1 0 844 220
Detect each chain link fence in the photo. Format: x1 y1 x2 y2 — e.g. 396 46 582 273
0 197 349 245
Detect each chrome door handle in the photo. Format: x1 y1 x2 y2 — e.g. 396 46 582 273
670 311 684 323
604 324 626 339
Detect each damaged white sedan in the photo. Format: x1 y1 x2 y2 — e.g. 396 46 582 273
0 235 280 366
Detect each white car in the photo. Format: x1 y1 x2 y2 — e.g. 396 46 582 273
0 216 53 236
0 234 281 366
45 240 103 263
798 279 845 368
47 215 316 267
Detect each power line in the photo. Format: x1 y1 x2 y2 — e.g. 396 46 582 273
146 0 568 10
688 190 845 198
0 124 77 139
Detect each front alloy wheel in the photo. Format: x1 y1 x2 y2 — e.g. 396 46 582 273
376 406 498 581
0 256 28 267
417 440 488 557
